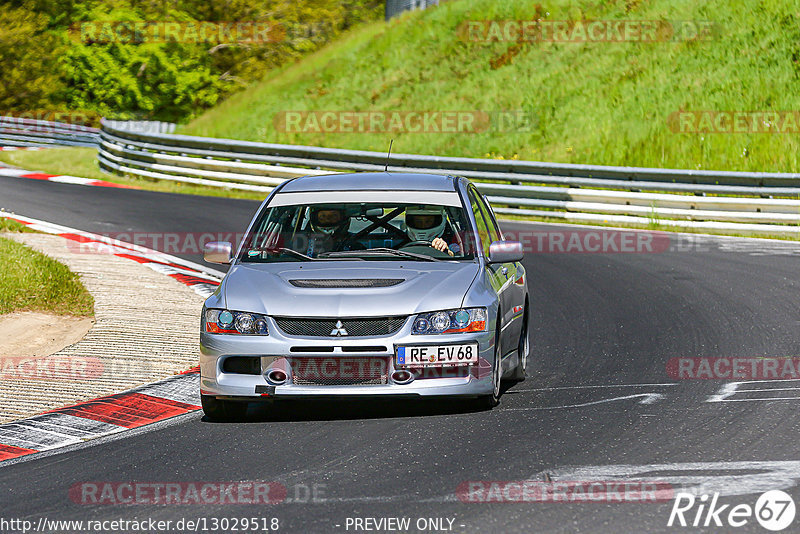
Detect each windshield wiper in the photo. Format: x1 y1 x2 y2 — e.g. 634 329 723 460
247 247 367 261
318 248 440 262
246 247 317 261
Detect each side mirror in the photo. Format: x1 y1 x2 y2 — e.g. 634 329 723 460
488 240 523 263
204 241 232 264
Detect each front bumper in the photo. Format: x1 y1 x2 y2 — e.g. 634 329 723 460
199 316 496 400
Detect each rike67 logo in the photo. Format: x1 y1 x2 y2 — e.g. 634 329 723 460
668 490 796 531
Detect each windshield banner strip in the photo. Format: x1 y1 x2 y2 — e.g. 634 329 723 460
267 191 462 207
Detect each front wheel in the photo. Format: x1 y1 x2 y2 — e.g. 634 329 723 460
510 319 529 381
476 329 502 409
201 395 248 422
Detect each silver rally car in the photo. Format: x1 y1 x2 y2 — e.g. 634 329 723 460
199 172 529 420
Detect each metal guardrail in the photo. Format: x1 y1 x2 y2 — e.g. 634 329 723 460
385 0 439 21
0 117 176 148
6 116 799 236
0 116 99 147
97 119 800 236
102 120 176 135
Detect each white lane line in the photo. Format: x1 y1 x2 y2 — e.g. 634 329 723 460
707 380 800 403
712 398 800 402
547 460 800 498
0 211 226 279
717 379 800 385
503 393 667 411
2 211 223 299
184 459 800 504
0 409 201 468
0 211 211 460
6 427 93 449
144 261 221 283
734 387 800 393
15 414 125 438
514 383 677 392
137 374 201 406
47 175 96 185
0 426 82 450
185 283 218 298
0 373 199 459
0 414 127 450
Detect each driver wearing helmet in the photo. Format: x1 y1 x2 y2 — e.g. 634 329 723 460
306 206 350 257
404 206 459 257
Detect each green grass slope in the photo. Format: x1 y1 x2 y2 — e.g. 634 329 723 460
0 232 94 316
181 0 800 173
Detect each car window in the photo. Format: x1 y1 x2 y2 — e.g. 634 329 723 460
239 201 477 262
468 188 492 257
475 189 502 243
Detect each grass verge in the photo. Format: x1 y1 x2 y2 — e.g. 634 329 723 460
0 235 94 316
0 218 35 233
182 0 800 173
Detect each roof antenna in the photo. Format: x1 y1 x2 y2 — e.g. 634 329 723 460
384 139 394 172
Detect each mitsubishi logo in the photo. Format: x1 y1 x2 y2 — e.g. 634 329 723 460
331 320 349 336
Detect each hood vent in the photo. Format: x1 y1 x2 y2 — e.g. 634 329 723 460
289 279 404 288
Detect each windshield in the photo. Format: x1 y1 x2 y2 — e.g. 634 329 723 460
239 201 477 262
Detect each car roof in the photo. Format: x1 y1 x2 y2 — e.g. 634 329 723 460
279 172 458 193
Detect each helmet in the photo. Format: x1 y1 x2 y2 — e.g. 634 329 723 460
309 207 348 235
404 205 447 242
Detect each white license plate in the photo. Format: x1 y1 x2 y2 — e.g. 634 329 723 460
395 344 478 367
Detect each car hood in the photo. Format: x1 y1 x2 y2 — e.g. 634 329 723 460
221 260 480 317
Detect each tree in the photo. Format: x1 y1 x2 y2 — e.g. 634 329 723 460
0 7 64 111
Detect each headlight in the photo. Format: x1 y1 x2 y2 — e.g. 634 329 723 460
204 308 269 335
411 307 487 334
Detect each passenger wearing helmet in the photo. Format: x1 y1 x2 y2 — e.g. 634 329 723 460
306 206 350 257
310 207 347 235
404 206 459 257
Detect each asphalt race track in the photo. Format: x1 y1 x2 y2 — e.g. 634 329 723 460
3 173 800 533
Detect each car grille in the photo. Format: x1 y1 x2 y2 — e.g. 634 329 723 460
290 346 387 353
274 316 406 337
289 357 389 386
289 279 404 288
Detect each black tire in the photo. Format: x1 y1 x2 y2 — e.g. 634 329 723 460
201 395 248 422
476 328 502 409
510 315 529 382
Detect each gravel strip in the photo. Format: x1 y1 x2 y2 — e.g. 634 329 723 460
0 232 204 422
